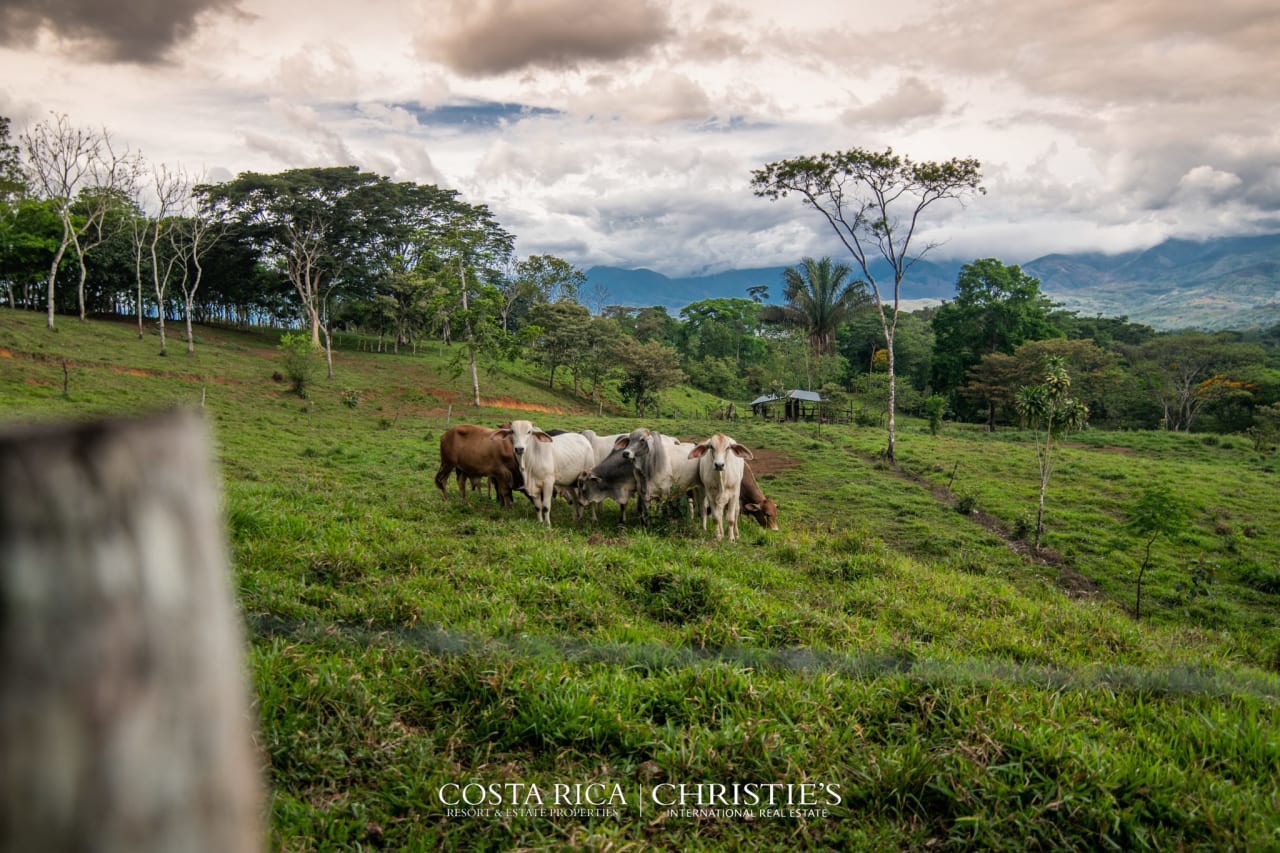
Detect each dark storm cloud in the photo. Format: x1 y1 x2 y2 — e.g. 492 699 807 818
423 0 673 76
0 0 241 64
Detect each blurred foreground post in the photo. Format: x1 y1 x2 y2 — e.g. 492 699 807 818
0 411 262 852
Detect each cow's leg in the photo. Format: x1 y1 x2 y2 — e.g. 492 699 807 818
540 482 555 525
434 462 454 499
712 495 728 540
494 474 513 509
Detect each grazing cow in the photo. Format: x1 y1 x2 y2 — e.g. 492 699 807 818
435 424 521 508
493 419 594 525
739 463 779 531
688 433 754 541
575 447 640 524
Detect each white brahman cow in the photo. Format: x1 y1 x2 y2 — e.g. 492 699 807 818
687 433 754 541
492 419 593 526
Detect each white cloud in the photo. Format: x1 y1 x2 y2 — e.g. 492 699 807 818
1 0 1276 277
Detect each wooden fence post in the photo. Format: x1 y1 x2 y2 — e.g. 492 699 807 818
0 410 263 852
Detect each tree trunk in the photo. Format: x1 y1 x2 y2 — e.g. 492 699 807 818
886 332 898 463
460 261 480 407
0 410 263 852
73 230 88 322
46 227 72 330
322 322 335 381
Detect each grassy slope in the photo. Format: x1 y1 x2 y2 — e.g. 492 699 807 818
2 311 1278 851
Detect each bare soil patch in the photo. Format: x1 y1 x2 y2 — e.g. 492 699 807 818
744 448 803 479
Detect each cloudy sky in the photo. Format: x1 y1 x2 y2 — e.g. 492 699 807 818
2 0 1277 276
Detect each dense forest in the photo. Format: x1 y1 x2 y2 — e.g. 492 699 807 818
4 113 1279 444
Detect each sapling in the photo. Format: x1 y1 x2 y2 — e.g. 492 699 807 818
1013 356 1089 550
1126 483 1191 621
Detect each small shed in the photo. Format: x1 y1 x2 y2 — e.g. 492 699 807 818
750 389 825 422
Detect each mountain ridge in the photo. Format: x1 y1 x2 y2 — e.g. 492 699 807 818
584 233 1280 330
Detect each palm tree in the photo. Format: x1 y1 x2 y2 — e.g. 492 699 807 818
763 257 868 355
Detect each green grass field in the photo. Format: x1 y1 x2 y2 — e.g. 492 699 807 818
3 311 1278 851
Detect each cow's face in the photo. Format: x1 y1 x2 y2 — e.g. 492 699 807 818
689 434 753 472
619 429 652 461
744 498 779 530
494 419 550 467
575 471 603 504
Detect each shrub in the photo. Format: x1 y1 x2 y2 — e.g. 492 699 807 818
278 332 321 397
925 394 946 436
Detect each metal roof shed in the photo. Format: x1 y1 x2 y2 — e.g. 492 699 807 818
750 389 826 422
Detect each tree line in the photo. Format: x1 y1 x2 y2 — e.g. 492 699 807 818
4 113 1278 446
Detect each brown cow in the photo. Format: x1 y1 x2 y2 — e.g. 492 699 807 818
739 463 779 531
435 424 522 508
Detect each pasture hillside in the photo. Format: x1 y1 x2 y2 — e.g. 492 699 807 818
2 311 1278 851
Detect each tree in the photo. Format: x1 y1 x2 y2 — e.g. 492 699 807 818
168 200 223 355
964 338 1123 429
679 297 766 367
1123 332 1263 431
1013 356 1089 550
69 182 138 322
931 258 1059 401
528 301 593 392
840 308 935 393
199 166 392 352
613 337 686 416
1126 484 1191 621
579 315 623 402
0 116 23 202
514 254 585 306
753 147 983 462
0 115 30 308
146 166 190 355
762 256 869 359
21 113 136 330
1 198 62 310
443 208 515 406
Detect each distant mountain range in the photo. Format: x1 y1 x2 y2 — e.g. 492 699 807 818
584 233 1280 331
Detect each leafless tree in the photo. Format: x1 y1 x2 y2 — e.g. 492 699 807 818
167 176 222 354
21 113 136 330
147 165 189 355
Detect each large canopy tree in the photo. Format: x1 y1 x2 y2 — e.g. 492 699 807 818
198 166 396 354
931 258 1059 398
753 147 983 461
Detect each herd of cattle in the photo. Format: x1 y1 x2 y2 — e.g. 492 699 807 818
434 419 779 541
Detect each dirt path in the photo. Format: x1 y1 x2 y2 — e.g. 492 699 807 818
842 445 1100 598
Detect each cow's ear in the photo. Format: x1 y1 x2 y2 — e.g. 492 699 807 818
492 429 512 440
688 444 709 459
532 430 553 443
730 444 754 460
743 502 761 512
612 436 630 450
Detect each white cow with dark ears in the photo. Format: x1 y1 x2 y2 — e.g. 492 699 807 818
492 419 593 526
